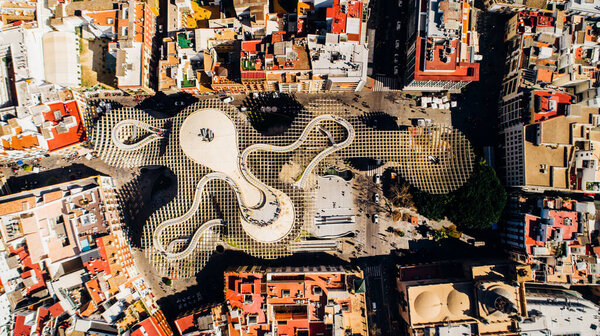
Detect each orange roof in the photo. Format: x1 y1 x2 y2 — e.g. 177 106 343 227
79 301 97 317
537 68 553 83
44 101 86 152
175 314 197 335
2 134 40 151
34 307 51 335
242 40 261 53
414 38 479 82
224 270 354 336
326 0 363 41
86 10 117 27
546 210 579 241
131 314 173 336
85 278 104 305
43 190 63 203
174 309 212 335
48 302 65 318
14 315 32 336
0 196 35 216
134 2 144 43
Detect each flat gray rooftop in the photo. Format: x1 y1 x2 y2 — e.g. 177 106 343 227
313 175 356 239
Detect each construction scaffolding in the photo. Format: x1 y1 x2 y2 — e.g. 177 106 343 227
91 98 474 278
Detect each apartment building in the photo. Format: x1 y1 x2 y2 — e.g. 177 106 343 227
503 104 600 190
500 194 600 285
47 0 158 94
162 0 370 94
0 0 37 29
0 91 88 163
173 0 221 30
403 0 481 91
0 27 88 163
112 0 158 94
222 266 369 336
0 176 171 335
174 305 229 335
484 0 549 13
499 10 600 189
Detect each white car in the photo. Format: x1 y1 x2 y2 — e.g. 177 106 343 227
373 214 379 224
394 66 399 75
396 21 402 31
395 40 400 49
374 174 381 184
374 193 380 203
394 54 399 63
222 96 234 103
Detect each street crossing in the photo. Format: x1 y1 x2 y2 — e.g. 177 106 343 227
365 265 382 277
373 75 401 91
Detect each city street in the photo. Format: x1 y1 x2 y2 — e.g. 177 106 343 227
450 9 510 155
359 256 405 336
339 170 459 261
368 0 406 81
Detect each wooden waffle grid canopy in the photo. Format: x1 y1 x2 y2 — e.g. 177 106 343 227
91 98 474 277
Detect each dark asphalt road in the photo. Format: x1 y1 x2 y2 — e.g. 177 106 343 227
451 10 510 155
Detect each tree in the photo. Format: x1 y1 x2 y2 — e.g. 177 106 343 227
411 158 507 230
445 225 462 239
446 159 507 230
389 183 414 209
432 228 448 241
432 226 462 241
412 190 449 221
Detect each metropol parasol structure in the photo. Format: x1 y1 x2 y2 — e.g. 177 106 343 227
91 98 474 278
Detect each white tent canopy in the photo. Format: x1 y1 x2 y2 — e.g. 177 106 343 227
42 31 80 88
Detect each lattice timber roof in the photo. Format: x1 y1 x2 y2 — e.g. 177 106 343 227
91 99 474 277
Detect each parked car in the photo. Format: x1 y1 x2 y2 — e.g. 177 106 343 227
395 40 400 49
373 214 379 224
374 193 380 203
222 96 234 103
374 174 381 184
396 21 402 31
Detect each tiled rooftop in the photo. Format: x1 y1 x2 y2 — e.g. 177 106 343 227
223 266 368 336
0 176 170 335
